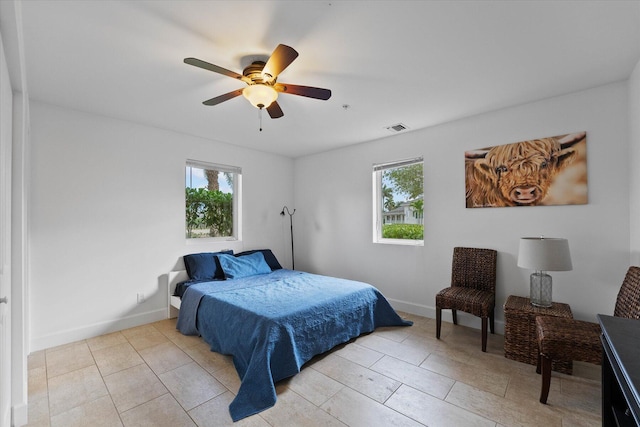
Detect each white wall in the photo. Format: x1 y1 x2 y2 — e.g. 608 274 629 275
629 58 640 265
29 101 295 350
24 70 640 348
295 82 630 330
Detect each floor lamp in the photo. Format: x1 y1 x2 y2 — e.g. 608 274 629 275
280 206 296 270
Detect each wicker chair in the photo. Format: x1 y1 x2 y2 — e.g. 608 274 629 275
536 266 640 404
436 247 498 352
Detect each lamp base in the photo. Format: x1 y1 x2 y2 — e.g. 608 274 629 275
530 272 552 308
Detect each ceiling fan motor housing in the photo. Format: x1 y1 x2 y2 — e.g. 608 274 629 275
243 61 274 85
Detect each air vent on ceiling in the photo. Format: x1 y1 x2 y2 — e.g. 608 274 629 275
385 123 409 133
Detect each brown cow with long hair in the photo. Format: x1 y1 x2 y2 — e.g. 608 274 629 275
465 132 586 208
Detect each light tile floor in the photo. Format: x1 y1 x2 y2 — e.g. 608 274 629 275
25 313 602 426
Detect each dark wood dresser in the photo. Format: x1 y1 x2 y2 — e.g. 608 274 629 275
598 314 640 427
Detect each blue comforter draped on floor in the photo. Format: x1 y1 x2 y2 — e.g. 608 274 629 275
176 269 411 421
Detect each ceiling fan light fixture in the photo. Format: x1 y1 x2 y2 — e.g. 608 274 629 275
243 84 278 109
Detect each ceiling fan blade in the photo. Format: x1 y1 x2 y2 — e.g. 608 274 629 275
184 57 249 83
274 83 332 100
203 88 244 106
266 101 284 119
262 44 299 81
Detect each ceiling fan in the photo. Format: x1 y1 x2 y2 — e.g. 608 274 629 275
184 44 332 119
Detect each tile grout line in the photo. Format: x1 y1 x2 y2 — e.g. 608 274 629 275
89 338 127 427
31 316 602 426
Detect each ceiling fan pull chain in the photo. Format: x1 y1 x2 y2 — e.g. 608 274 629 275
259 107 263 132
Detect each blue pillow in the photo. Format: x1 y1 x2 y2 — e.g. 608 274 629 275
235 249 282 270
183 250 233 281
217 252 272 279
174 280 197 298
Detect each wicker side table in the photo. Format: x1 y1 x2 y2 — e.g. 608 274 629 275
504 295 573 374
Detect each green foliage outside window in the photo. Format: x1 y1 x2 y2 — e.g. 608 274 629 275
186 162 238 240
383 164 423 200
185 187 233 238
382 223 424 240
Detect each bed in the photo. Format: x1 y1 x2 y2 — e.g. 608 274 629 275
168 249 412 421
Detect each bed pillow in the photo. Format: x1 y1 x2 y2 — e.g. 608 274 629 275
174 280 197 298
234 249 283 270
183 250 233 281
217 252 272 279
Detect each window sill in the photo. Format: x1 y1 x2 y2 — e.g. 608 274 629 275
374 238 424 246
186 236 239 245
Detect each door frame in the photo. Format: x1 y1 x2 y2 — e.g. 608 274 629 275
0 26 13 426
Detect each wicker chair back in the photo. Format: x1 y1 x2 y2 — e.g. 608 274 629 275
614 265 640 319
451 247 497 292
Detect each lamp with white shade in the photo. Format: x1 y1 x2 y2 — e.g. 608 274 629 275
517 237 572 308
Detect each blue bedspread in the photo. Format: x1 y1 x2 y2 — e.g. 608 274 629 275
176 269 412 421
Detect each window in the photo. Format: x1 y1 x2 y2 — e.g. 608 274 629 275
373 157 424 245
185 160 242 240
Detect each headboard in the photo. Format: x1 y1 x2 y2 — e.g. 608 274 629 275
167 269 189 319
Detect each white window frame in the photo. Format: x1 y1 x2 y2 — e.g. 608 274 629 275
372 157 424 246
186 159 242 242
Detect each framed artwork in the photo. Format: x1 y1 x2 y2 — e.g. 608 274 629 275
465 132 587 208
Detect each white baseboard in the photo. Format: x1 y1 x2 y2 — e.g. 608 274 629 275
387 298 505 335
30 300 505 352
30 308 167 352
12 402 28 427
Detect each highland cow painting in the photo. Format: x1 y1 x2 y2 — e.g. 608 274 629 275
465 132 587 208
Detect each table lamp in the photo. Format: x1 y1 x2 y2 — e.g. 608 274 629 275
517 237 572 307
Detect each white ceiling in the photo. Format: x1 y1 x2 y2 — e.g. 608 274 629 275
3 1 640 158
